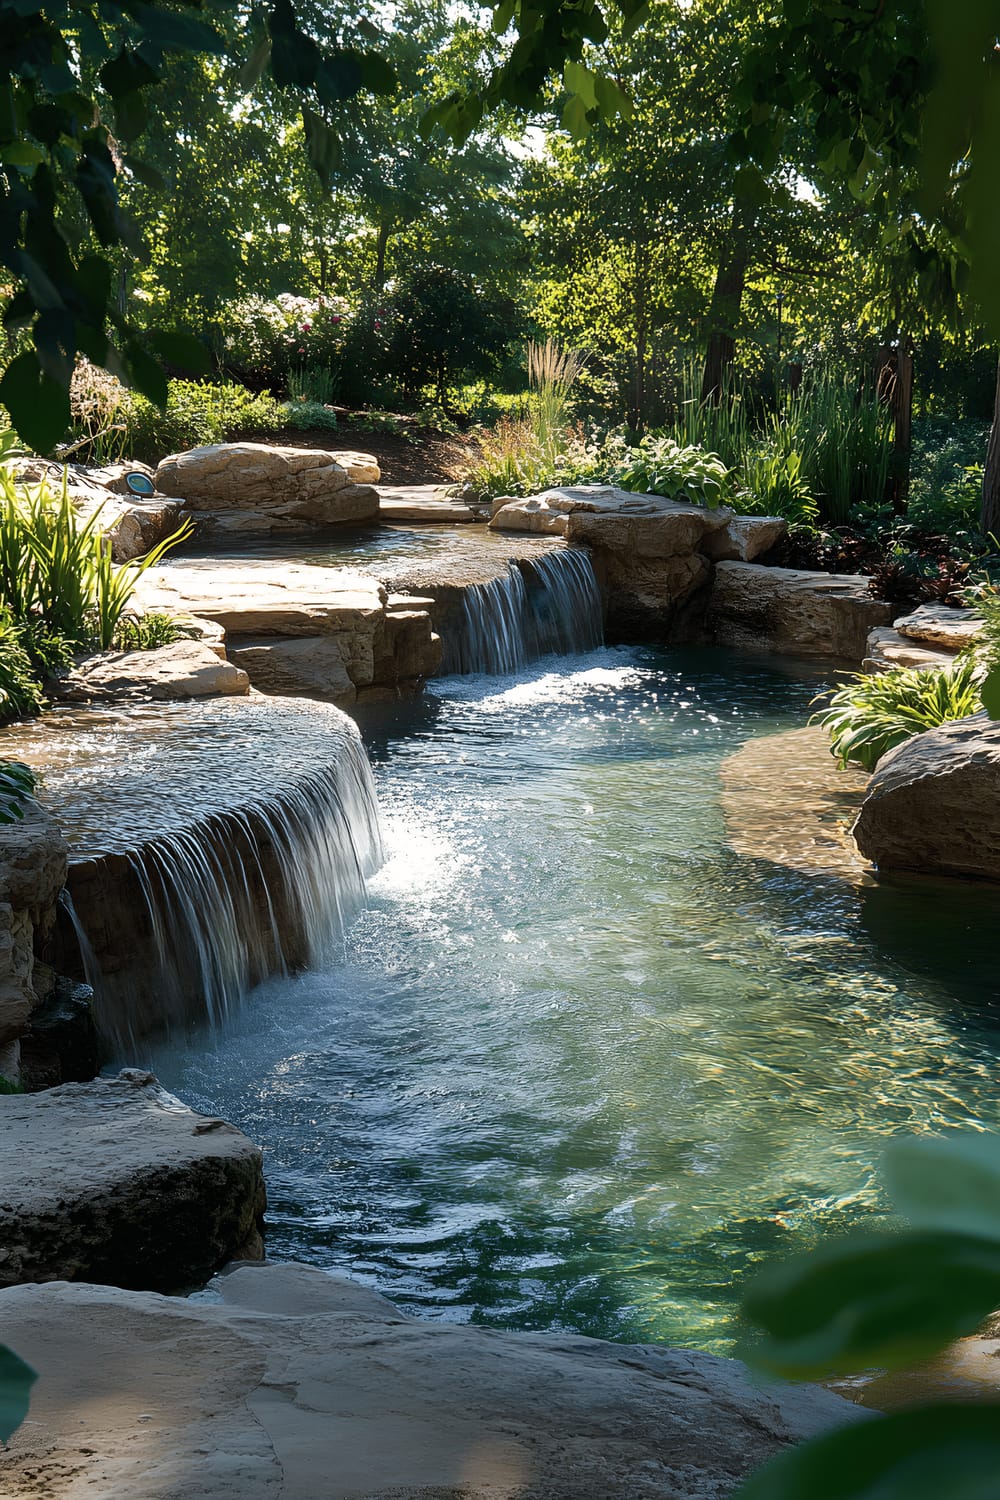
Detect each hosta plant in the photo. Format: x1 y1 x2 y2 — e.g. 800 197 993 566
613 436 731 509
811 658 983 772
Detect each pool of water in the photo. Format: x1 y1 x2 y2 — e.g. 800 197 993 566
146 645 1000 1353
171 523 559 583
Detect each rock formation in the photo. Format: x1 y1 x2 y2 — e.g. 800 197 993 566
853 711 1000 880
711 561 895 661
155 442 381 532
0 1260 867 1500
0 1071 265 1290
0 799 69 1086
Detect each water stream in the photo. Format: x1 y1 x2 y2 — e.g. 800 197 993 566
442 549 604 675
132 645 1000 1354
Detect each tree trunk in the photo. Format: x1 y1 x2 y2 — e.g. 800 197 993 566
372 218 391 295
982 357 1000 538
701 206 753 404
876 339 914 515
630 234 650 433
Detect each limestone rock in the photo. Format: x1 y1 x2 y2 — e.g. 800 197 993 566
705 514 788 563
0 802 68 1048
52 639 250 703
710 561 895 661
863 626 959 673
136 562 385 640
2 458 185 561
0 1260 866 1500
893 603 982 652
17 977 98 1092
155 443 380 528
0 1071 265 1290
853 711 1000 880
85 460 157 496
226 636 357 702
379 484 478 522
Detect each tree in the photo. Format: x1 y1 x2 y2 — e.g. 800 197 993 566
0 0 644 451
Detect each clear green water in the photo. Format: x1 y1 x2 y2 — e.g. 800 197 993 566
149 646 1000 1352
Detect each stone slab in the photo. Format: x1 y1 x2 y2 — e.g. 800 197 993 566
892 603 982 651
710 562 895 661
379 484 478 522
0 1260 866 1499
135 562 386 638
863 627 959 673
0 1071 265 1290
50 639 250 703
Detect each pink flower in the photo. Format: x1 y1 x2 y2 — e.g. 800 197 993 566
301 321 312 331
331 315 341 324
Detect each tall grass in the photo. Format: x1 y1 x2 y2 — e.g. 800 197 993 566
0 470 192 720
781 372 892 524
527 339 587 466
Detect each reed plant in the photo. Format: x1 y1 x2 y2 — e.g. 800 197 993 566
0 469 191 721
527 339 587 467
781 372 892 525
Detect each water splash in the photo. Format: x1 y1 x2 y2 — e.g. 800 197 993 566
442 548 603 675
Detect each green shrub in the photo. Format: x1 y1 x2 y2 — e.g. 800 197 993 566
613 436 732 508
811 657 983 771
281 400 339 432
124 381 284 464
907 417 989 533
0 759 36 822
0 616 44 723
738 444 818 525
111 611 184 651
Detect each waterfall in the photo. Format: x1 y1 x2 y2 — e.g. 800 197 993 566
43 700 383 1057
442 547 603 675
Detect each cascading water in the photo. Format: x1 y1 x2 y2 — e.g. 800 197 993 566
441 547 603 675
4 697 382 1055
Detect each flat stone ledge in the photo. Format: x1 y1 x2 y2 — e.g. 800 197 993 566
710 561 895 661
379 484 478 522
49 640 250 703
863 626 960 673
893 603 982 651
0 1071 265 1291
0 1260 866 1500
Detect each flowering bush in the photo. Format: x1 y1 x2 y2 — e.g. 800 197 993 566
215 294 352 386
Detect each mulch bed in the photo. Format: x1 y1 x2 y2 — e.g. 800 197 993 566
256 415 476 485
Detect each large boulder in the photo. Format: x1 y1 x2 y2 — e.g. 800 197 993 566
0 1260 865 1500
710 561 895 661
892 602 982 652
492 486 730 634
0 1071 265 1290
853 711 1000 880
155 442 380 529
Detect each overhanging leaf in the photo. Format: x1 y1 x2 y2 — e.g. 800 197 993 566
741 1230 1000 1378
885 1132 1000 1242
0 348 71 454
734 1403 1000 1500
145 330 210 374
981 666 1000 719
0 1345 36 1444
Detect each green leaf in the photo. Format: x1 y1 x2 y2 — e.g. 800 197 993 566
145 331 210 374
0 349 71 453
0 142 45 166
734 1403 1000 1500
885 1132 1000 1241
355 51 398 97
741 1230 1000 1378
123 341 168 409
564 61 598 111
130 4 225 55
238 35 272 92
302 107 340 181
561 93 590 140
0 1345 36 1444
315 53 364 106
123 156 164 190
99 46 160 102
981 667 1000 719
